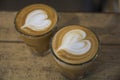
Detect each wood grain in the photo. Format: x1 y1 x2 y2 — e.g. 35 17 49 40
0 43 66 80
0 12 120 80
0 12 120 44
0 43 120 80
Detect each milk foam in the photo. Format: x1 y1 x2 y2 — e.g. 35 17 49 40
57 30 91 55
21 9 52 31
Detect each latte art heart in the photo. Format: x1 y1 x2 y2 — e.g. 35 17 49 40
21 9 52 31
57 30 91 55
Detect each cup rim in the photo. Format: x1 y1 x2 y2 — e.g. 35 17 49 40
14 3 58 38
51 25 101 66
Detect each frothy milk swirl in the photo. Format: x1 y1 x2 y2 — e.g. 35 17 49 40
57 30 91 55
21 10 52 31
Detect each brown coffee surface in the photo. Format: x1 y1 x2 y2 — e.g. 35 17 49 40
52 25 99 64
15 4 57 36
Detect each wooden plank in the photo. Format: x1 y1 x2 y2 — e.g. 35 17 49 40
0 12 21 41
84 45 120 80
0 43 120 80
0 12 120 44
0 43 66 80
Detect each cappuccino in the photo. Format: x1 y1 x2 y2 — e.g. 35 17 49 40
51 25 99 79
15 4 57 56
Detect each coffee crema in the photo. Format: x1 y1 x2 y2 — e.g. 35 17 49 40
15 4 57 36
52 25 99 64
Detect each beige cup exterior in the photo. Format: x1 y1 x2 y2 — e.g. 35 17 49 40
20 30 55 56
52 53 95 80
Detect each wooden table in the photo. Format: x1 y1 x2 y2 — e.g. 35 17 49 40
0 12 120 80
